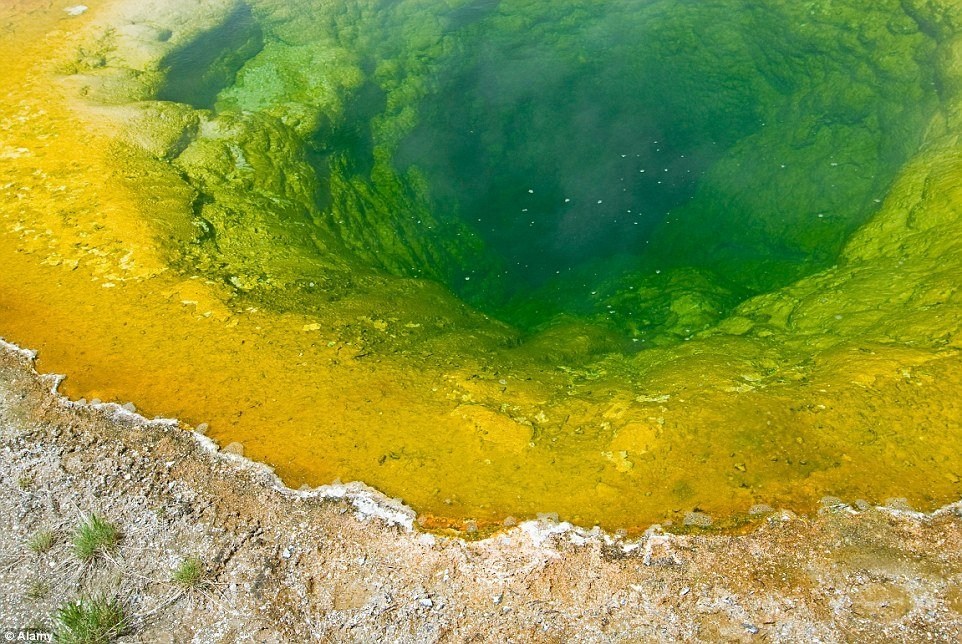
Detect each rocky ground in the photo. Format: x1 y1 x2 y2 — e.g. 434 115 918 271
1 342 961 643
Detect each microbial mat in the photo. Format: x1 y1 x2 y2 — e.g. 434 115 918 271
1 0 962 533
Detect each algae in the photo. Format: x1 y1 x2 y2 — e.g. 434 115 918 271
3 0 962 531
138 0 940 347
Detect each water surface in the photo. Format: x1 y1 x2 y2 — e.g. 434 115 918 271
1 0 961 533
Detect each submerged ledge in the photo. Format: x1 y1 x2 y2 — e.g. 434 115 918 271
2 339 962 640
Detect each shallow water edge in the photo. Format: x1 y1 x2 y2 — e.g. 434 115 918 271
2 336 958 543
3 338 962 640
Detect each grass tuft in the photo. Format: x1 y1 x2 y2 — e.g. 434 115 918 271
72 515 119 562
55 596 127 644
28 529 56 554
26 580 50 601
171 556 204 587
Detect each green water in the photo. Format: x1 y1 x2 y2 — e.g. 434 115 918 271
157 3 263 109
47 0 962 531
150 0 938 348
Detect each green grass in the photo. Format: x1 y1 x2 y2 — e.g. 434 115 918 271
54 596 127 644
72 515 119 562
171 556 204 587
27 529 56 554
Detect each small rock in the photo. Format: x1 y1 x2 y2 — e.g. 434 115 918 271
62 454 84 474
884 497 914 512
683 511 712 527
419 597 433 608
643 535 681 566
195 422 209 435
743 623 759 635
851 582 913 619
748 504 773 515
222 442 245 456
122 402 137 413
503 516 518 527
253 629 276 643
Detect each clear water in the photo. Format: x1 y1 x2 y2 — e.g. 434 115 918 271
189 0 937 341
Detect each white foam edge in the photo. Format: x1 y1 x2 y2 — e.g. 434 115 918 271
45 373 179 427
0 337 37 360
2 337 960 548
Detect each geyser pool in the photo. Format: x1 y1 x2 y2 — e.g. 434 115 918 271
164 0 936 343
1 0 962 534
392 0 934 335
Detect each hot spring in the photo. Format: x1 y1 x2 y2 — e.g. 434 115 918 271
1 0 962 534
